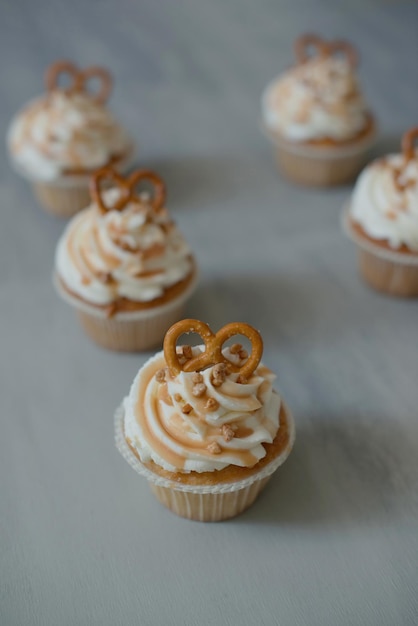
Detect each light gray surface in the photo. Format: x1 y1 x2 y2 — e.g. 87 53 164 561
1 1 418 625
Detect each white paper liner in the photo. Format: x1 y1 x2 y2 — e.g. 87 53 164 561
114 401 296 494
341 205 418 266
259 115 376 158
53 267 199 321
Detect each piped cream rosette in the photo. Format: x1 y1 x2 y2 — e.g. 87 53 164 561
8 60 133 184
262 34 372 147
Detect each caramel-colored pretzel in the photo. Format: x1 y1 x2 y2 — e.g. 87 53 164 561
294 34 328 63
402 127 418 162
327 39 358 67
45 60 112 104
163 319 263 381
294 34 358 67
91 167 166 214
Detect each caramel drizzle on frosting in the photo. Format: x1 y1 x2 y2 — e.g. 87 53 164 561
299 61 360 111
68 221 120 286
136 365 260 470
267 59 364 135
11 91 121 167
145 381 258 469
133 268 165 279
66 198 174 286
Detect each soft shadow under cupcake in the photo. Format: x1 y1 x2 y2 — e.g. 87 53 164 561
234 413 418 526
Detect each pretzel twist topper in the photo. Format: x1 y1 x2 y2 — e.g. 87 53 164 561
90 167 166 214
401 127 418 162
45 60 112 104
294 33 358 67
163 319 264 381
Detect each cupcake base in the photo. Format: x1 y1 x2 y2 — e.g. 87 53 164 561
115 402 295 522
34 182 91 218
342 208 418 297
76 302 188 352
150 477 271 522
54 267 198 351
262 117 376 187
357 249 418 297
275 146 369 187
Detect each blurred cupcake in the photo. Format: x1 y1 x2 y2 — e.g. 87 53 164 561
54 168 198 350
262 34 376 186
7 60 134 217
115 319 295 522
343 127 418 297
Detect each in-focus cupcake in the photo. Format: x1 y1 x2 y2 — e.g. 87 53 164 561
115 319 295 522
7 60 134 217
343 127 418 297
261 34 376 186
54 168 198 350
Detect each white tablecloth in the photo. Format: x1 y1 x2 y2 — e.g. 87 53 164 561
1 1 418 624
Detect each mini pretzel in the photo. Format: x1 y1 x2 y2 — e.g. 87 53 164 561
45 60 112 104
91 167 166 214
294 34 358 67
327 39 358 67
294 34 328 63
401 127 418 162
163 319 263 381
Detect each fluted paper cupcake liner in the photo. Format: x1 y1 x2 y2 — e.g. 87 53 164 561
33 182 91 218
54 270 198 351
260 117 376 186
149 478 272 522
342 207 418 297
114 402 296 521
75 304 187 351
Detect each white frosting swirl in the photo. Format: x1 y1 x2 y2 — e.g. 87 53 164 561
350 154 418 251
124 348 281 473
7 91 131 181
262 56 369 142
55 188 193 305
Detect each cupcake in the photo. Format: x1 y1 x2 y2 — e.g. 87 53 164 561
7 60 134 217
343 127 418 297
54 168 198 350
115 319 295 522
261 34 376 186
